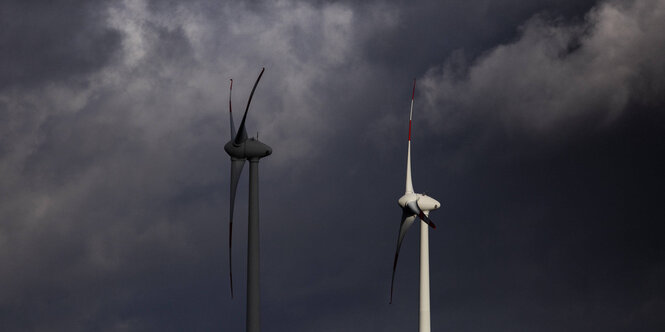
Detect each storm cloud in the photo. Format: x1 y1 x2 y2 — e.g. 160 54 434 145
420 0 665 136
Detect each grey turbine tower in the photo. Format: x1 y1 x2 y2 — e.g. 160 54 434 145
390 79 441 332
225 68 272 332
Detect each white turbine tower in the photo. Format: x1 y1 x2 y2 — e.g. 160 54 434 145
390 79 440 332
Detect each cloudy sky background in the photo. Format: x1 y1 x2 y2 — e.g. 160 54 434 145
1 0 664 330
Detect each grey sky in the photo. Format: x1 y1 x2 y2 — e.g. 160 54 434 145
1 0 664 331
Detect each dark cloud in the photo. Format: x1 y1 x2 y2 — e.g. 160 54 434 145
419 0 665 139
0 0 664 331
0 0 121 90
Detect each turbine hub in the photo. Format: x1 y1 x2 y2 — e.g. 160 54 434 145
397 193 441 212
397 193 418 207
225 138 272 160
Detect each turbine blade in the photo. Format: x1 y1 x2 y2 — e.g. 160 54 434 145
234 68 265 145
407 200 436 229
229 158 246 298
390 209 417 304
418 210 436 229
405 79 416 193
229 79 236 140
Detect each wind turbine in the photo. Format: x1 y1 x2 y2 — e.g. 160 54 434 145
390 79 440 332
225 68 272 332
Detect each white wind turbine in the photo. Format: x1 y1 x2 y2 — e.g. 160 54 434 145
390 79 441 332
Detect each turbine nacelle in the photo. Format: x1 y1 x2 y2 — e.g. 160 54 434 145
398 193 441 212
224 137 273 160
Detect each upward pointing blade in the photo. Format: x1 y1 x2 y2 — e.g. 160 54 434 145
229 158 245 298
405 79 416 193
229 79 236 140
234 68 265 145
390 209 417 304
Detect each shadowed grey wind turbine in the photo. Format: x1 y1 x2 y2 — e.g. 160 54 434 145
224 68 272 332
390 79 441 332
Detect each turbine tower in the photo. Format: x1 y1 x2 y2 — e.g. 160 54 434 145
225 68 272 332
390 79 441 332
